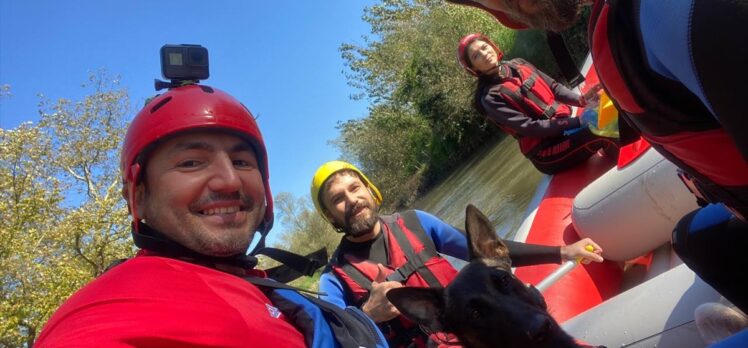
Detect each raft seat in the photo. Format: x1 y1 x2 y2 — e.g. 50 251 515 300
572 148 699 262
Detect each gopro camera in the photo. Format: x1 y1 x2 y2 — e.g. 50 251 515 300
160 44 209 82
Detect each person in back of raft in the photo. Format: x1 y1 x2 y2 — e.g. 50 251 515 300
459 33 618 175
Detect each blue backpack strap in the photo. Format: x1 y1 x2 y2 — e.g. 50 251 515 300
306 295 389 348
247 277 388 348
268 289 388 348
269 289 340 348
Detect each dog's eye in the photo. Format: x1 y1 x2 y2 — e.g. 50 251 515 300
471 309 481 320
492 272 511 289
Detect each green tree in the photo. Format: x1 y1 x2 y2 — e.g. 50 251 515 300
263 192 341 291
334 105 433 208
0 73 134 347
273 192 340 257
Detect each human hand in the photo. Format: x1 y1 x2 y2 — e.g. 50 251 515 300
361 264 403 322
560 238 604 264
581 84 603 106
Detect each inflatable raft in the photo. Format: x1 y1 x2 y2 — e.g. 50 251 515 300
511 57 724 348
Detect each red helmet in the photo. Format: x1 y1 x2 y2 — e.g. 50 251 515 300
121 84 273 234
457 33 504 76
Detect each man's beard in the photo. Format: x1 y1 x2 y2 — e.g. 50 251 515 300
507 0 582 32
337 201 380 238
143 191 258 257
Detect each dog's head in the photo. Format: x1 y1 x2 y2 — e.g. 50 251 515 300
387 204 578 348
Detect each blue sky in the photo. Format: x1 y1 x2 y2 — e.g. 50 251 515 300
0 1 378 244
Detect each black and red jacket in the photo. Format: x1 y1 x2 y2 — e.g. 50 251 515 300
479 59 584 156
589 0 748 216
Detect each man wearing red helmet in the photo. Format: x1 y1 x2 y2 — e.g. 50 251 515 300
457 33 617 174
447 0 748 336
35 85 386 348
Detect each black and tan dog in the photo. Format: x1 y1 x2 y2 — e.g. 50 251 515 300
387 204 589 348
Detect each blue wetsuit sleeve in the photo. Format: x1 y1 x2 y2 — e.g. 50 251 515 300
319 272 348 309
415 210 469 260
640 0 748 160
414 210 562 265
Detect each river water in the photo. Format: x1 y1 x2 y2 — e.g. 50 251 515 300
413 136 544 239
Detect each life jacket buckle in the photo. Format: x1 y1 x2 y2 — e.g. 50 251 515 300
386 262 418 283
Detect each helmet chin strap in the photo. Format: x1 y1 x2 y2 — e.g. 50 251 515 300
132 221 259 269
249 233 268 256
249 198 273 256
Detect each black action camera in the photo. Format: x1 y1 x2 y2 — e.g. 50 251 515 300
155 44 209 90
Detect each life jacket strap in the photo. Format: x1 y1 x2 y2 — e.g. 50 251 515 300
504 62 554 119
260 247 328 284
542 100 560 119
383 211 444 288
131 223 258 269
340 261 375 293
386 247 439 283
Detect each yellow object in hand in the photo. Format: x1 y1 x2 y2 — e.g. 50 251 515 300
591 91 619 138
576 245 596 264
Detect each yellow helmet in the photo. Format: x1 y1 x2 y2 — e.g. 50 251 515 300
310 161 383 222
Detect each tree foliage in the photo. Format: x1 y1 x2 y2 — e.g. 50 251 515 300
260 192 342 291
335 105 433 208
0 73 134 347
272 192 341 257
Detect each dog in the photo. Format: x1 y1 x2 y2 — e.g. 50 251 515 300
386 204 584 348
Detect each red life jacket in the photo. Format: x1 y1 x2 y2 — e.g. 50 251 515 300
330 210 459 348
487 59 573 156
589 0 748 216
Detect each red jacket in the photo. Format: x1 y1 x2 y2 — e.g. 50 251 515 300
35 254 306 348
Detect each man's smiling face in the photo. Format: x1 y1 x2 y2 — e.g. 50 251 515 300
321 171 380 240
136 131 266 257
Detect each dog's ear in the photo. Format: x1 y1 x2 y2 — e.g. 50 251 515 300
387 287 446 333
465 204 510 263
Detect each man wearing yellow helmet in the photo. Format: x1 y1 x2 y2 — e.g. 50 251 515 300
310 160 603 348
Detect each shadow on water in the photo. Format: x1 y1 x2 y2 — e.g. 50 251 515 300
413 136 543 238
